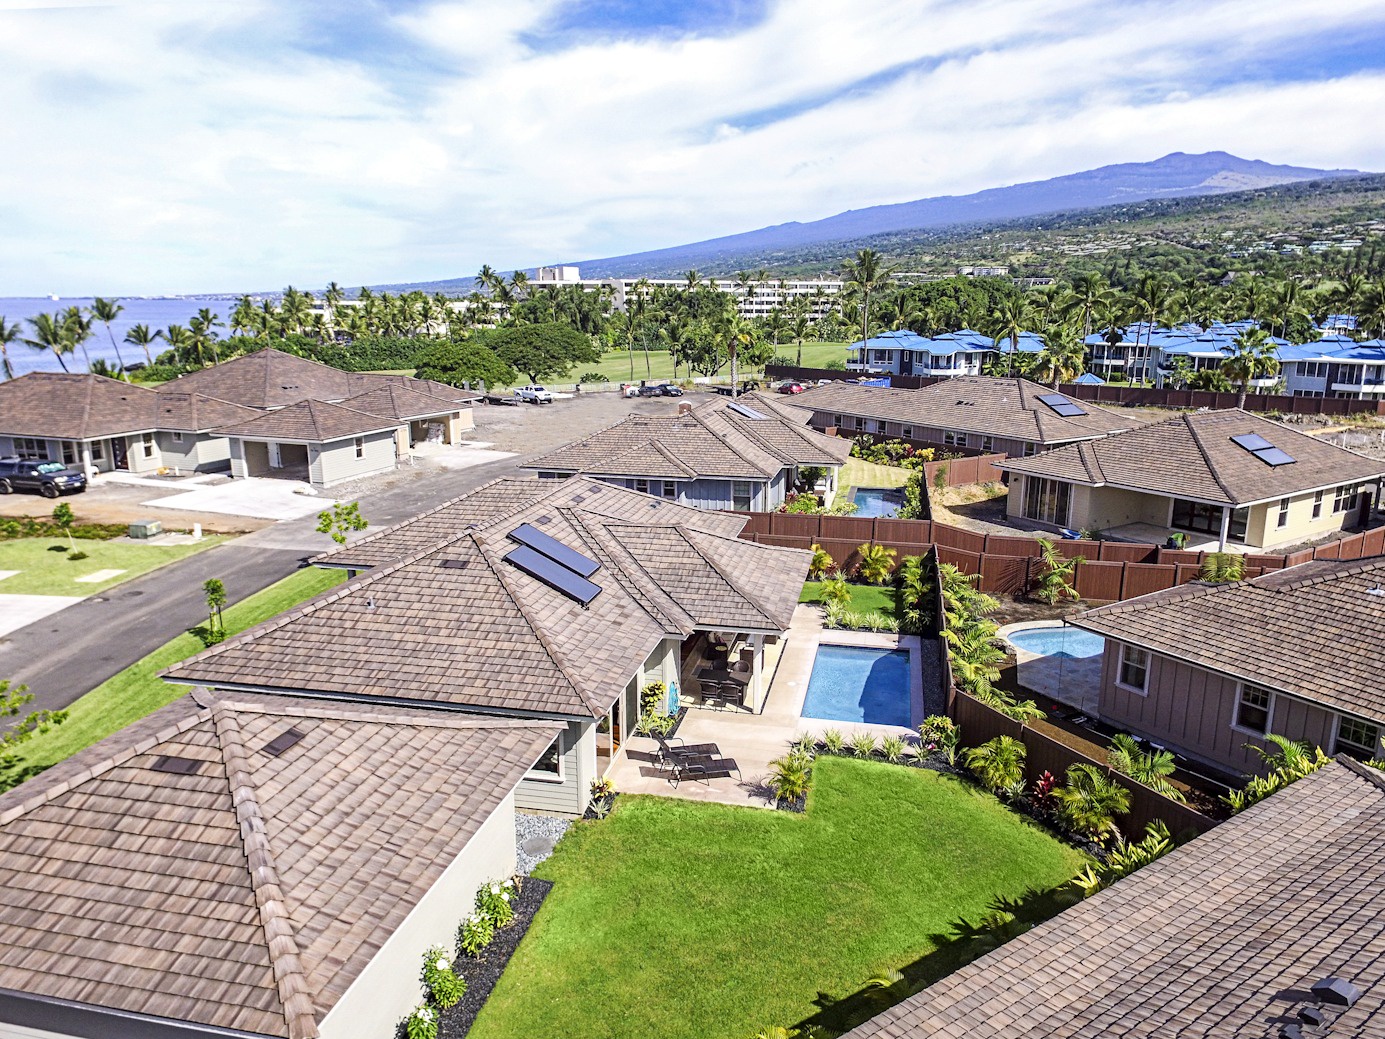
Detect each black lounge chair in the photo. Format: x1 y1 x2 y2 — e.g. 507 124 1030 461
653 731 721 770
667 754 742 787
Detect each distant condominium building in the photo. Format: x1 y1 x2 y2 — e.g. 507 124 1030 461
1280 337 1385 399
533 265 843 319
846 328 1044 377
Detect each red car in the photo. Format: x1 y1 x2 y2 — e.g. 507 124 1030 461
777 381 805 394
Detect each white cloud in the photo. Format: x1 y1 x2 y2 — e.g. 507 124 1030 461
0 0 1383 294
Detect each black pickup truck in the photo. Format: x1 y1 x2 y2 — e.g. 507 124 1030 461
0 457 88 497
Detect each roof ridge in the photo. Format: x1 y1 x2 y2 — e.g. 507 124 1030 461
648 439 699 477
1259 553 1385 591
695 407 776 476
1181 412 1237 504
574 515 692 632
1336 755 1385 792
209 702 318 1039
677 525 780 629
203 690 566 732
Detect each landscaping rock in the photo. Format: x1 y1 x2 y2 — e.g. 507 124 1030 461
514 813 569 875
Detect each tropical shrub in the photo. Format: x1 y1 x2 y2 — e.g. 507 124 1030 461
1107 733 1184 801
1199 552 1246 583
897 471 927 520
406 1004 439 1039
767 750 812 804
421 946 467 1008
819 576 852 607
789 732 817 758
1031 769 1058 815
918 715 960 765
849 731 878 758
895 554 934 634
820 728 846 755
1052 763 1131 843
457 910 495 957
779 492 825 514
1222 734 1331 814
1070 821 1174 897
965 735 1026 794
808 543 835 579
477 879 516 928
880 734 908 763
855 543 897 585
823 604 899 632
1031 539 1082 604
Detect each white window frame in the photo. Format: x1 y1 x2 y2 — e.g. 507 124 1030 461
1332 484 1360 514
354 436 365 459
1276 497 1290 529
1312 490 1324 519
90 440 104 462
1232 682 1274 737
171 430 184 444
660 481 677 500
980 436 995 453
633 478 650 495
526 734 565 783
141 435 155 459
1115 644 1149 695
942 430 964 447
901 425 913 439
1334 716 1382 760
731 480 754 512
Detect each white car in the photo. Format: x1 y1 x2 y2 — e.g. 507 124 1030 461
514 385 554 404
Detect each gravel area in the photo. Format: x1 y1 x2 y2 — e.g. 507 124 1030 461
918 636 947 717
514 812 571 875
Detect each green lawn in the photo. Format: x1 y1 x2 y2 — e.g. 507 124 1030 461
800 580 899 617
536 340 850 387
470 758 1087 1039
840 456 913 493
0 536 228 596
0 566 347 791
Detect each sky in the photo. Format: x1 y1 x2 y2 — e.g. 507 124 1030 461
3 0 1385 296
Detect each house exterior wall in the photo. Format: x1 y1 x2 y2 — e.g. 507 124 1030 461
0 1020 82 1039
515 720 593 816
310 430 397 487
805 412 1034 456
1069 485 1170 532
153 432 232 473
123 434 162 473
677 477 769 511
1244 485 1363 549
318 792 518 1039
1096 643 1341 776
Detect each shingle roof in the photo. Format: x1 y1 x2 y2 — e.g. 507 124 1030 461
1001 408 1385 505
166 477 808 718
337 383 467 423
0 691 560 1039
152 390 263 432
155 348 358 409
787 377 1139 445
0 372 155 439
845 759 1385 1039
522 393 850 480
212 399 399 443
1071 555 1385 722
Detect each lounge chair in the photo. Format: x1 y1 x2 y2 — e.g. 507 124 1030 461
653 731 721 770
667 754 742 787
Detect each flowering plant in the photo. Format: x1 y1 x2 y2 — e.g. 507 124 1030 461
590 776 615 800
420 945 466 1008
458 910 495 957
405 1004 438 1039
477 879 516 928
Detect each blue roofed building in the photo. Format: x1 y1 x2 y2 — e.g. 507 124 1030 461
1281 339 1385 400
847 328 1042 377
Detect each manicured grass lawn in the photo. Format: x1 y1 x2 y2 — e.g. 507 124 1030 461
0 536 227 596
0 566 347 791
840 456 913 492
470 758 1087 1039
800 580 899 617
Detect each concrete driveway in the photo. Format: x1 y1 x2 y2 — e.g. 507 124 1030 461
0 594 85 638
144 478 341 520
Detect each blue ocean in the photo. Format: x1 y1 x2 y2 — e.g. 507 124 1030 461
0 296 250 377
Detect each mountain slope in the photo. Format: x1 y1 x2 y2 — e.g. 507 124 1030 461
563 152 1362 277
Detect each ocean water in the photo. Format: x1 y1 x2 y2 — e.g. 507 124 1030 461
0 296 248 377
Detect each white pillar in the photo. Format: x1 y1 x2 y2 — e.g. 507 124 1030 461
1218 505 1231 551
81 442 94 479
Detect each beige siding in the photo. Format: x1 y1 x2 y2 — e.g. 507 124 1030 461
1246 488 1359 549
124 434 162 473
312 431 397 487
0 1022 83 1039
1070 485 1170 532
318 793 518 1039
1096 645 1339 777
514 720 592 816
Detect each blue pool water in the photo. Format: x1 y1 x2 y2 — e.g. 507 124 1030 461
801 645 912 726
852 487 904 518
1006 626 1104 659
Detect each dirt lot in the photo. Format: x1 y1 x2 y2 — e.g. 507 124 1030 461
928 481 1021 536
0 483 273 533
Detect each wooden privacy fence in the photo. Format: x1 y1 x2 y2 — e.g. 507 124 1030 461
741 512 1385 602
951 692 1218 839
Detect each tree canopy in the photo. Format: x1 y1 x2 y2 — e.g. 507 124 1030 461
413 341 517 389
483 322 600 383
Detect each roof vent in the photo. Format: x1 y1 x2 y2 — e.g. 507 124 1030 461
1297 1007 1326 1027
365 597 376 610
262 728 305 757
1281 1026 1304 1039
1311 977 1361 1007
151 755 204 775
439 558 470 569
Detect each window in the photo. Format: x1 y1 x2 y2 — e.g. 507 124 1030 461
831 414 843 428
980 436 995 453
942 430 964 446
1234 684 1272 734
661 481 677 500
1335 717 1382 760
1313 490 1324 519
1117 645 1149 692
1333 484 1361 514
90 440 104 461
528 735 563 780
1171 499 1248 542
141 435 155 459
1276 497 1290 529
1022 442 1038 457
1022 477 1072 527
633 478 650 495
14 438 48 460
732 481 754 512
171 431 184 444
354 436 365 459
61 442 76 465
901 425 913 439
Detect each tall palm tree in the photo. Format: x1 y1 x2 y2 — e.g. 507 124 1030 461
1132 274 1173 379
683 269 703 292
164 324 195 365
190 309 224 363
475 265 498 295
23 313 73 372
1032 326 1086 388
720 309 755 397
841 248 893 349
124 324 162 366
61 305 95 371
1062 272 1107 338
989 295 1031 377
0 316 19 380
89 297 128 377
1220 327 1280 408
1270 279 1306 339
789 311 812 367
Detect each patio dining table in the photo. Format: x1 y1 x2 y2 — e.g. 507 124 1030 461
694 665 749 687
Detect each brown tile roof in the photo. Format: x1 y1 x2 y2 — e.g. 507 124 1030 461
0 372 159 439
344 372 482 405
0 690 560 1039
153 390 262 432
338 383 466 423
786 377 1140 445
212 399 399 443
155 348 357 409
521 394 850 480
1001 408 1385 505
167 477 808 718
1071 555 1385 723
845 759 1385 1039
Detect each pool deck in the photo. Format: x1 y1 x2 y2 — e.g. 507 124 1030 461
609 604 922 809
999 619 1102 717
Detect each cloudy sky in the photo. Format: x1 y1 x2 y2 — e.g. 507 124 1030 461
3 0 1385 296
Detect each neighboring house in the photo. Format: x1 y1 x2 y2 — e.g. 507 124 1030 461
520 392 851 512
1150 322 1288 389
0 689 561 1039
1281 337 1385 399
1068 555 1385 776
0 372 259 475
845 758 1385 1039
165 476 811 816
786 377 1139 457
846 328 1044 376
214 399 405 487
1000 409 1385 548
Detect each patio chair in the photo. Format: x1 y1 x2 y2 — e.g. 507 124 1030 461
699 679 724 704
717 682 746 710
667 754 741 788
652 731 721 771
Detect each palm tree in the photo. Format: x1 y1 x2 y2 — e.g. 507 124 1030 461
1220 327 1280 408
1053 763 1131 842
22 312 73 372
1062 272 1107 338
856 543 896 585
61 306 95 371
124 324 162 366
841 247 893 349
964 736 1026 795
683 269 702 292
1270 279 1307 339
1358 279 1385 339
1132 274 1173 376
1033 539 1081 603
1107 734 1184 801
475 265 499 295
789 310 812 367
1032 326 1086 388
989 295 1031 377
0 316 20 380
164 324 195 365
89 297 128 377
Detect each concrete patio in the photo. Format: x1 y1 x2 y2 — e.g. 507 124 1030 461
608 605 924 809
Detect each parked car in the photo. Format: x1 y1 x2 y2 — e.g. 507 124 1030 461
636 384 664 397
777 381 805 394
656 384 684 397
0 457 87 497
514 385 554 404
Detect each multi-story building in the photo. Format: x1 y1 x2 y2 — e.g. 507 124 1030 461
846 329 1044 376
533 265 843 320
1280 338 1385 399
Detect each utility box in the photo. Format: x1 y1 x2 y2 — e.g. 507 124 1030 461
128 519 163 540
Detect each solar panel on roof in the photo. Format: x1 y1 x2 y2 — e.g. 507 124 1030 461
726 401 767 420
504 545 601 606
1036 393 1087 417
1254 447 1296 466
1230 433 1273 452
507 523 600 577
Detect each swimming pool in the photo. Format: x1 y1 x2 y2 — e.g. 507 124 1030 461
852 487 904 519
801 644 912 726
1006 625 1104 659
